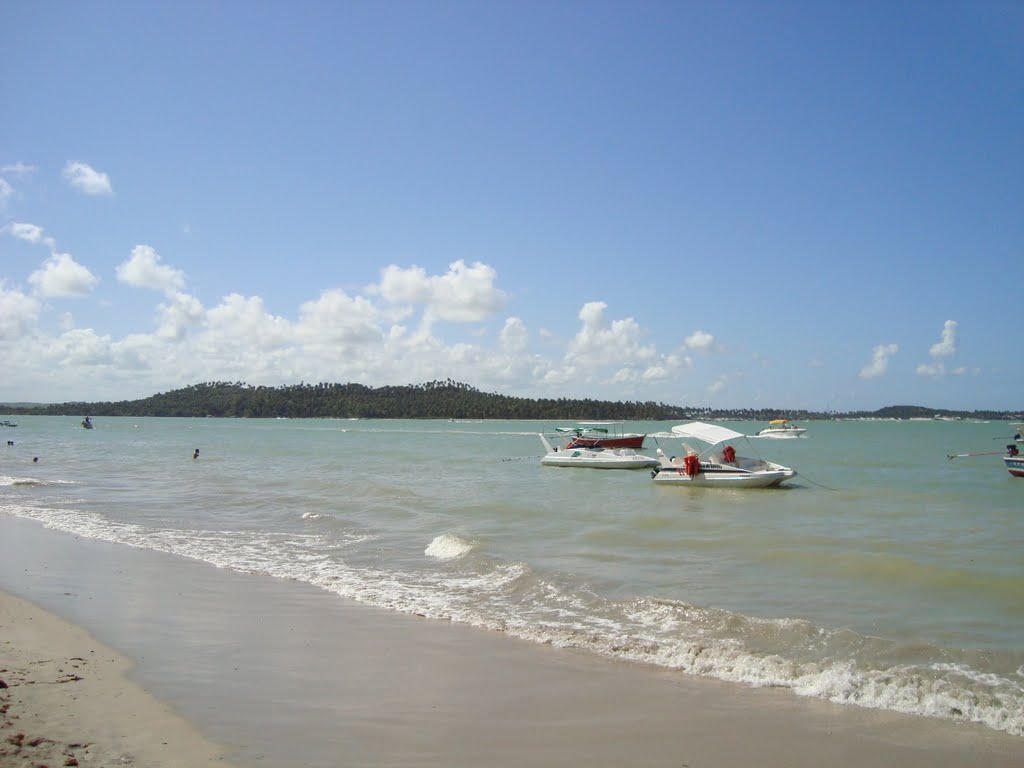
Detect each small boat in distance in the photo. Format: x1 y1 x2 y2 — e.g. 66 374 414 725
555 421 646 449
539 434 659 470
652 421 797 488
81 416 94 429
756 419 806 438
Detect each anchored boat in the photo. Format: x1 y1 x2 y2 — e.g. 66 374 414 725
652 421 797 488
539 434 659 470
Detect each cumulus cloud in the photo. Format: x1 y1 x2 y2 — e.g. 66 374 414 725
859 343 898 379
684 330 715 352
370 260 508 324
116 245 187 294
499 317 528 354
566 301 655 368
6 221 56 250
0 258 708 404
916 320 959 378
929 320 957 358
28 253 99 297
297 289 383 345
0 282 40 340
63 161 113 196
0 178 12 209
155 292 205 340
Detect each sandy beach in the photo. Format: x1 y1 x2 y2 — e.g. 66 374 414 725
0 589 234 768
1 515 1021 768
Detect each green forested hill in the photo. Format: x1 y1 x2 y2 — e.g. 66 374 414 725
2 380 1018 421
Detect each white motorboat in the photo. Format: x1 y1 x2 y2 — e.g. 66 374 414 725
651 421 797 488
539 434 659 470
755 419 806 438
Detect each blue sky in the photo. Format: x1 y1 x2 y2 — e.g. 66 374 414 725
2 1 1021 411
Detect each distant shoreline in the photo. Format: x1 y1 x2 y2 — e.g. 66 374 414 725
2 380 1020 422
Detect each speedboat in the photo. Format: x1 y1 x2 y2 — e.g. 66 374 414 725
756 419 806 438
651 421 797 488
555 421 646 449
539 434 659 470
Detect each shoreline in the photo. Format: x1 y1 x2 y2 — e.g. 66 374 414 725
0 588 234 767
1 515 1021 767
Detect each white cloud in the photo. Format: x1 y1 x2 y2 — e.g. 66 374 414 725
565 301 655 368
297 289 383 345
859 343 898 379
6 221 56 250
1 162 35 177
370 260 508 325
499 317 528 354
62 161 113 196
0 282 40 340
155 292 205 340
0 178 12 209
205 294 293 351
28 253 99 297
116 245 187 294
684 330 715 352
929 320 957 358
916 320 959 379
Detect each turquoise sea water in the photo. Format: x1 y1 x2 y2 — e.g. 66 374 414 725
1 416 1022 736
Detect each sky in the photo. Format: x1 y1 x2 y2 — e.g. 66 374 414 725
1 1 1021 411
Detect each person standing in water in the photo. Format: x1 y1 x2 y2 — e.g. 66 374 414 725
193 449 200 460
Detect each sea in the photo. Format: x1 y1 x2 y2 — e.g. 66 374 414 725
1 415 1022 737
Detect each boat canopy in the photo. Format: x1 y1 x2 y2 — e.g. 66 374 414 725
768 419 788 425
670 422 745 445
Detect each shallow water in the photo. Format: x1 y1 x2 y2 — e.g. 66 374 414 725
1 415 1022 735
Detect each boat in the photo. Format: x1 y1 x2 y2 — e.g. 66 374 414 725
651 421 797 488
81 416 93 429
539 434 659 470
755 419 806 438
1006 443 1024 477
555 421 646 449
1 420 16 427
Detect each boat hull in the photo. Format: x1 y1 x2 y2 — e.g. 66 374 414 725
566 434 645 449
652 465 795 487
756 428 806 438
1005 456 1024 477
542 454 659 469
538 433 658 469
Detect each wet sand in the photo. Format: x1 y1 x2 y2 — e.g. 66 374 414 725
1 516 1020 767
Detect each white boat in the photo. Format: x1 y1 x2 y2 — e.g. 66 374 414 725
756 419 806 438
652 421 797 488
539 434 659 470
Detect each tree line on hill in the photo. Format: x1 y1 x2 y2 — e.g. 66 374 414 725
2 380 1019 422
